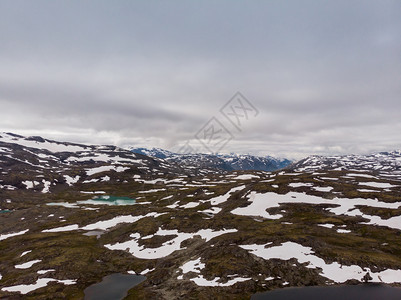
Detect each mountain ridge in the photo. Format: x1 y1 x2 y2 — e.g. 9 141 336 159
291 150 401 174
129 147 292 172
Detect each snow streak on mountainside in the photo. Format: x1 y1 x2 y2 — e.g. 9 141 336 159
129 147 292 172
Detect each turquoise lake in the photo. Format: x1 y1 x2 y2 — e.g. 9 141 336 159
78 195 136 206
47 195 136 207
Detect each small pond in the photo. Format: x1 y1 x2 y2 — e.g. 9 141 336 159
84 273 145 300
251 284 401 300
78 195 136 206
47 196 136 208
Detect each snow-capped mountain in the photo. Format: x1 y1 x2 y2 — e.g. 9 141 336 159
291 151 401 174
129 147 292 172
127 147 175 159
218 153 291 172
0 132 211 197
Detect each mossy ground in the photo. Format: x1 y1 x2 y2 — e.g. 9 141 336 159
0 170 400 299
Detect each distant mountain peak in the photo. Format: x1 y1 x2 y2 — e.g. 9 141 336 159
291 151 401 173
127 147 177 159
129 147 292 172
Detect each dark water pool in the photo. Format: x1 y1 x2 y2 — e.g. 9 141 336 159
251 284 401 300
84 273 145 300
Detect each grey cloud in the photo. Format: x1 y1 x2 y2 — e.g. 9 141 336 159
0 0 400 159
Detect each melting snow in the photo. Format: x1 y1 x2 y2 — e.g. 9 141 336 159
0 133 88 153
86 166 115 176
42 213 165 232
37 269 56 274
240 241 401 283
22 181 35 189
20 250 32 257
190 275 251 287
180 202 200 209
63 175 80 186
15 259 41 269
337 229 351 233
208 185 245 206
312 186 333 192
0 229 29 241
138 189 165 194
358 189 380 193
358 182 397 189
347 173 377 179
42 224 79 233
81 212 164 231
2 278 76 294
105 228 237 259
198 207 222 215
41 180 51 193
181 258 205 274
233 175 259 180
289 183 313 188
231 191 401 230
318 224 335 229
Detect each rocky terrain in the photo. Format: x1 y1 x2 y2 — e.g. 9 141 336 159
1 132 401 299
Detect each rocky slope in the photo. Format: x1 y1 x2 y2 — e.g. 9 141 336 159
0 134 401 299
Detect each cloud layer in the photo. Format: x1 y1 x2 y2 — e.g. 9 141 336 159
1 0 400 159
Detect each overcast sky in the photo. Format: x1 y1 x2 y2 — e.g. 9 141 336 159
0 0 400 159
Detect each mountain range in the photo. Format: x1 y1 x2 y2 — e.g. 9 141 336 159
129 147 292 172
